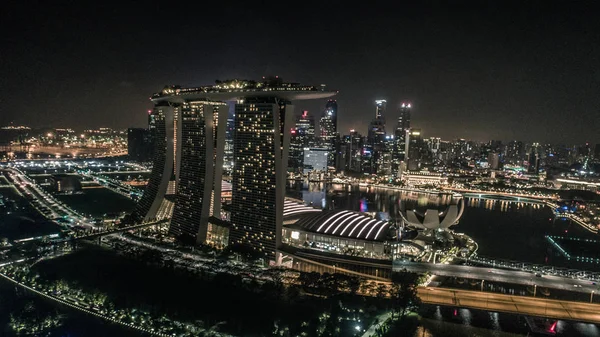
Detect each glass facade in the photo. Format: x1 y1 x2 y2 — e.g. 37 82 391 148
393 103 411 175
319 100 337 167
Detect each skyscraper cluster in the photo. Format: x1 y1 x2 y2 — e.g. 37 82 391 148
332 100 414 177
134 78 336 262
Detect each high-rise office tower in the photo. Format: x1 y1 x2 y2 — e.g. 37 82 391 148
393 102 411 175
488 152 500 170
170 100 227 244
380 135 394 175
527 151 540 173
289 110 315 171
319 100 338 167
296 110 316 146
347 130 363 172
406 128 423 171
505 140 525 165
367 100 387 174
527 142 541 173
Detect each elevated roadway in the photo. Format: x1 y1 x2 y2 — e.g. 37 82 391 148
419 287 600 324
395 261 598 294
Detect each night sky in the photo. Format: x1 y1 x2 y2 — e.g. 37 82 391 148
2 1 599 144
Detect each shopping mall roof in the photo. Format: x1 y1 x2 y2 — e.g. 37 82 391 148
291 210 392 241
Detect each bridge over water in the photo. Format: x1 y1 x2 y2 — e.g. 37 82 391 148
419 287 600 324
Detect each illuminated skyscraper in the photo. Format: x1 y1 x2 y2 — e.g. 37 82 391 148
347 129 363 172
136 79 336 258
230 80 336 262
224 114 235 172
319 100 338 166
289 110 315 171
393 102 411 175
406 128 423 171
230 96 294 261
170 100 227 244
367 100 387 174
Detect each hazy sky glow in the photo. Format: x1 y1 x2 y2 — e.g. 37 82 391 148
2 1 599 144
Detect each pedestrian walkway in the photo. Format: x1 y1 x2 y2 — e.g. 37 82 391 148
362 311 392 337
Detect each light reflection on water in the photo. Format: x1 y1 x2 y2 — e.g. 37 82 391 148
288 183 599 268
287 183 600 336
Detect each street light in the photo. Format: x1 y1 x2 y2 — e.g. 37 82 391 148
591 290 595 303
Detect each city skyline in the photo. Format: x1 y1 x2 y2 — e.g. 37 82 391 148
2 2 599 144
3 2 600 336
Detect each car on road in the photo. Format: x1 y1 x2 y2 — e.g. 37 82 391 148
535 273 542 277
574 284 582 288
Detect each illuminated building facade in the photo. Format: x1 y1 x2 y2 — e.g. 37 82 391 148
170 100 227 244
303 148 329 174
367 100 387 174
406 128 423 171
346 130 363 172
138 79 336 257
224 115 235 172
393 102 411 175
289 110 315 171
230 97 294 261
319 100 338 167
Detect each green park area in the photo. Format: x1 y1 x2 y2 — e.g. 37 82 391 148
12 244 422 336
54 187 136 218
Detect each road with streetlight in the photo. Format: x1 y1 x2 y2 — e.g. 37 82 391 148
3 167 94 227
395 261 600 294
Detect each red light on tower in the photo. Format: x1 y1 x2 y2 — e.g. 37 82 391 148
302 110 308 118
